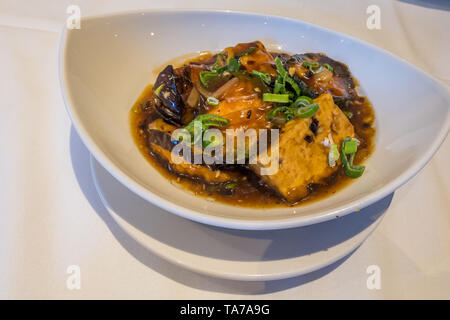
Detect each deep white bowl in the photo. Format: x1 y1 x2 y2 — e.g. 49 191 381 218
60 10 449 230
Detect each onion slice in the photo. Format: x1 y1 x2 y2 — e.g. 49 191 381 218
212 77 239 99
186 87 200 108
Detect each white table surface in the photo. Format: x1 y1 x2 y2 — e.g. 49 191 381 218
0 0 448 299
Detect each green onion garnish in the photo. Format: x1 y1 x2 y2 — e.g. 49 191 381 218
194 114 229 128
343 111 353 119
274 57 301 95
323 63 333 72
340 137 365 178
183 114 229 145
236 47 256 57
154 84 164 96
227 58 241 72
290 96 313 108
265 106 290 120
274 57 288 78
328 143 340 167
273 76 286 94
203 134 223 148
252 70 271 85
343 140 358 154
302 61 319 69
284 75 301 96
263 93 290 103
224 181 237 189
212 54 227 73
206 97 219 106
199 71 219 88
302 61 323 74
296 103 319 118
184 114 230 135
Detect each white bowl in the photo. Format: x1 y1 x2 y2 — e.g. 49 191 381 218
60 9 449 230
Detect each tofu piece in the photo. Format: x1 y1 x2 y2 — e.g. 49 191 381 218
250 93 355 203
146 119 237 183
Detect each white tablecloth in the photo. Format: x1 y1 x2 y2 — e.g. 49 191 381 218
0 0 449 299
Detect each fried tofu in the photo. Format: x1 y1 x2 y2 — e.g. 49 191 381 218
250 93 355 203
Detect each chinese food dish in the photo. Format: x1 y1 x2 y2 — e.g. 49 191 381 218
130 41 375 207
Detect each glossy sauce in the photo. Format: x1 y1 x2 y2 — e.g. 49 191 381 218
130 53 376 208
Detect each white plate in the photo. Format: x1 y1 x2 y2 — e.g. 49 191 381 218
91 156 390 281
61 10 450 230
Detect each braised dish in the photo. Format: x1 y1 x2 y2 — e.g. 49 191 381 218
130 41 375 207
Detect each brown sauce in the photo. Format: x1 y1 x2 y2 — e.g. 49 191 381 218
130 52 376 208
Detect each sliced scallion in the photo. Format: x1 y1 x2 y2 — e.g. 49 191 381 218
265 106 290 121
236 47 256 57
302 61 323 74
290 96 313 108
343 140 358 154
206 97 220 106
227 58 241 72
284 75 301 96
211 54 227 73
274 57 288 78
224 181 237 189
323 63 333 72
296 103 319 118
340 137 365 178
343 110 353 119
199 71 219 88
273 76 286 94
328 143 340 167
154 84 164 96
252 70 271 85
263 93 290 103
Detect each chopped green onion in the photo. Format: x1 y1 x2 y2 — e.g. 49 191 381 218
199 71 219 87
343 111 353 119
328 143 340 167
274 57 288 78
274 57 301 95
265 106 290 120
284 75 301 96
212 54 227 73
203 134 223 148
263 93 290 103
252 70 271 85
296 103 319 118
302 61 323 74
227 58 241 72
195 114 229 128
154 84 164 96
183 114 229 146
323 63 333 72
184 114 230 136
206 97 220 106
311 66 323 74
340 137 365 178
273 76 286 94
290 96 313 108
224 181 237 189
236 47 256 57
343 140 358 154
302 61 319 69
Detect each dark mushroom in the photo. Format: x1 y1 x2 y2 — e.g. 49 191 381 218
286 53 357 107
153 65 185 126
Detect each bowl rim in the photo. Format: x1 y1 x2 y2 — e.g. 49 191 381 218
59 8 450 230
